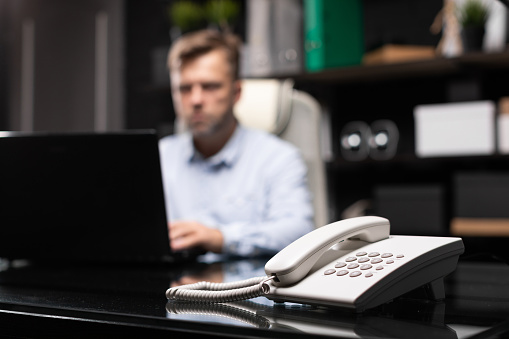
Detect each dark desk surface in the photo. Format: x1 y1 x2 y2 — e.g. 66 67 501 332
0 258 508 338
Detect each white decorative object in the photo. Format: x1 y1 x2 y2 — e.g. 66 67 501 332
414 101 496 157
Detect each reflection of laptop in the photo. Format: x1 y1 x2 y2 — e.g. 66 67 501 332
0 130 194 264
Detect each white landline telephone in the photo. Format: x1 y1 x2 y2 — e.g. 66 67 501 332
166 216 464 312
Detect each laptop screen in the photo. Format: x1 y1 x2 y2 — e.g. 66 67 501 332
0 130 174 263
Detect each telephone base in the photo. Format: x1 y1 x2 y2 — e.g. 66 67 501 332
266 235 464 312
271 277 447 309
424 278 445 301
399 277 445 302
274 278 447 306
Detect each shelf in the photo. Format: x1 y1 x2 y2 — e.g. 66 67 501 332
141 51 509 90
290 50 509 84
328 152 509 172
455 50 509 68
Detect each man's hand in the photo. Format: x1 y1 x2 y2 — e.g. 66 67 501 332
168 220 224 253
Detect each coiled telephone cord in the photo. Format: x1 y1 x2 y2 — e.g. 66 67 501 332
166 276 275 303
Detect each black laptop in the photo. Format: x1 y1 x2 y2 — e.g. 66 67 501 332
0 130 193 264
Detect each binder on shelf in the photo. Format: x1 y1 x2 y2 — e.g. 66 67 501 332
244 0 303 77
245 0 271 77
272 0 303 75
304 0 364 72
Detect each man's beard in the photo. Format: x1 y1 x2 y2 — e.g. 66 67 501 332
189 112 234 138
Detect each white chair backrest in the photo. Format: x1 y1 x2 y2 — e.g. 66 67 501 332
234 79 294 136
235 79 329 228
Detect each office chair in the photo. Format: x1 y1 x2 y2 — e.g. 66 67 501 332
233 79 329 228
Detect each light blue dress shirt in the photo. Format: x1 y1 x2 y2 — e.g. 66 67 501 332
159 125 314 258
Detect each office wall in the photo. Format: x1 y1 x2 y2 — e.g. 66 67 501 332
3 0 124 132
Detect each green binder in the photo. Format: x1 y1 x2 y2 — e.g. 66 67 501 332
304 0 364 72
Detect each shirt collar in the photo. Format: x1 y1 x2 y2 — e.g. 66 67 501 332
185 125 245 168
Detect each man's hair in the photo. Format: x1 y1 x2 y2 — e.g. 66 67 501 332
168 29 241 80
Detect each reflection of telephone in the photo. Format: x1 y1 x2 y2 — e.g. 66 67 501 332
166 300 459 338
166 216 464 312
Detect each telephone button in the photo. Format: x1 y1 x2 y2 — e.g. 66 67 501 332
368 252 380 257
335 262 347 268
396 254 405 258
356 252 367 256
350 271 362 277
365 272 374 278
345 257 357 262
324 269 336 275
347 263 359 269
358 257 370 263
386 259 395 264
360 264 372 270
337 270 349 276
376 266 384 270
371 258 383 264
381 253 393 258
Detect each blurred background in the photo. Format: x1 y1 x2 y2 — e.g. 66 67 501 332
1 0 509 254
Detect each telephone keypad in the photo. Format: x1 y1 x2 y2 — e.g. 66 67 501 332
323 251 404 278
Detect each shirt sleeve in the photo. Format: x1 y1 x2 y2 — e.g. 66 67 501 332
219 146 315 257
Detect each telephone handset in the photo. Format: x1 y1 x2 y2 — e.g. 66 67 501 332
166 216 464 312
265 216 390 286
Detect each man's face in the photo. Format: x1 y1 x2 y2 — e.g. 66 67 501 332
171 49 240 138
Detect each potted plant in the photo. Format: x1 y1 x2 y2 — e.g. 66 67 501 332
168 0 240 40
168 1 205 40
457 0 489 52
203 0 240 32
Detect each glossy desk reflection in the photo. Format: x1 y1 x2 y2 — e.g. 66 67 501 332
0 259 508 338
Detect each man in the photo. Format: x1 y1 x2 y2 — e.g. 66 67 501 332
159 29 313 258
